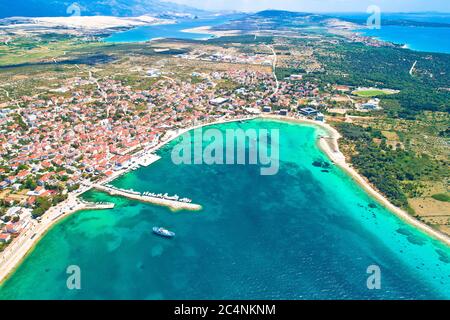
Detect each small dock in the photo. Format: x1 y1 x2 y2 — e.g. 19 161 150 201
138 153 161 167
82 201 116 210
93 185 202 211
51 201 115 221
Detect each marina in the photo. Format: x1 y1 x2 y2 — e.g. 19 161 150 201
93 184 201 211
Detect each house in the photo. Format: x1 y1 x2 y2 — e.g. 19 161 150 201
315 112 325 122
27 196 36 208
235 88 247 95
146 69 161 78
0 181 8 190
279 109 288 116
245 107 261 115
0 108 13 119
38 173 53 186
334 85 351 92
5 222 22 234
6 207 22 217
299 107 318 116
16 170 30 180
262 106 272 113
113 156 132 170
361 98 381 110
209 97 230 106
0 233 11 243
290 74 303 81
5 176 16 184
26 186 46 196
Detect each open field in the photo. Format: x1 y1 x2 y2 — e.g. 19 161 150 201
0 36 106 67
335 112 449 235
352 88 399 97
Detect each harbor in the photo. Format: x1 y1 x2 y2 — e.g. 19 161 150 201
1 118 450 299
93 184 201 211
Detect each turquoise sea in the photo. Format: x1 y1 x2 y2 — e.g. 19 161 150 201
360 26 450 54
104 13 450 55
0 119 449 300
334 13 450 54
104 15 243 43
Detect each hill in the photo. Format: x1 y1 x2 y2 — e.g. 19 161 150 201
0 0 208 18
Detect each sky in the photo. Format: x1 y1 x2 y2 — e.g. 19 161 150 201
165 0 450 13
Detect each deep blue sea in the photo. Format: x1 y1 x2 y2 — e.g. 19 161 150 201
1 120 449 300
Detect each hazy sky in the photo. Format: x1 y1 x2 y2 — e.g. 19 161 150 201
166 0 450 12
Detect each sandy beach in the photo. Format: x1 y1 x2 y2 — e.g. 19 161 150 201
29 15 172 30
262 114 450 247
1 114 449 285
182 26 241 37
0 192 96 284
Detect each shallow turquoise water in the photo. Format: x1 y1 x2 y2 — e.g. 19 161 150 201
0 119 449 299
361 26 450 54
333 13 450 54
104 15 243 43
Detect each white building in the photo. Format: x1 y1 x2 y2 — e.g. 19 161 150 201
315 112 325 122
209 97 230 106
245 107 261 115
146 69 161 78
290 74 303 81
361 98 381 110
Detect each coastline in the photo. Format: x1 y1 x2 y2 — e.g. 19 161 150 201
1 114 449 285
181 26 241 37
0 194 95 284
0 116 255 284
354 26 450 55
261 114 450 247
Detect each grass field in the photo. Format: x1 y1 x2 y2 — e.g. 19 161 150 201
432 193 450 203
352 89 389 97
0 38 104 67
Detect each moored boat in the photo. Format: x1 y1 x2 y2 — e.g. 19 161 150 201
152 227 175 238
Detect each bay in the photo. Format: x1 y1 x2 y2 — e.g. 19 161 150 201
0 119 449 300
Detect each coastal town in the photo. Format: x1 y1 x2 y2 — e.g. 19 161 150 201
0 3 449 300
0 36 395 257
1 25 448 257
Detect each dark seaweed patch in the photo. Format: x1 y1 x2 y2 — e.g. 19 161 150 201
312 160 331 169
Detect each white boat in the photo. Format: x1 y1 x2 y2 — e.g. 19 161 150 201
153 227 175 238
